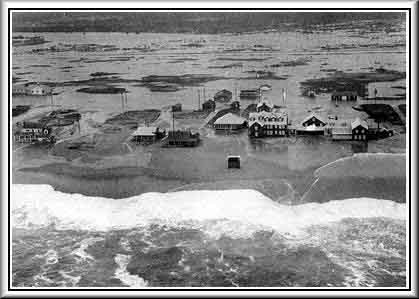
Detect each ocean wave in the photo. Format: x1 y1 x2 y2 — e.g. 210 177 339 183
12 184 405 238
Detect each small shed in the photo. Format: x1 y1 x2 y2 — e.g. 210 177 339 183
214 89 233 102
227 155 241 169
202 99 216 111
331 91 358 101
171 103 182 112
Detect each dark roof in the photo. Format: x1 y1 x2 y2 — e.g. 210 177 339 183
215 89 232 97
167 130 199 141
21 121 48 128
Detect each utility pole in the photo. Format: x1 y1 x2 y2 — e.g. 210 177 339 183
172 110 175 131
198 88 200 111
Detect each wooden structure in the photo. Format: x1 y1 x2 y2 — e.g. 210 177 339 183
331 91 358 101
214 89 232 102
131 126 164 144
297 113 326 135
227 156 241 169
301 113 326 128
331 126 352 140
171 103 182 112
213 113 247 131
230 101 240 110
162 130 200 147
248 111 288 138
14 121 53 143
256 100 274 113
202 99 216 111
351 118 368 141
240 89 260 100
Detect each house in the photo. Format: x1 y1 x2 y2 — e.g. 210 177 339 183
171 103 182 112
214 89 232 102
240 89 260 100
202 99 216 111
227 156 241 169
213 113 247 131
297 113 326 135
131 126 163 143
351 118 368 141
26 83 52 96
248 111 288 138
13 83 52 96
230 101 240 110
162 130 200 147
256 100 274 112
14 121 53 143
331 91 358 101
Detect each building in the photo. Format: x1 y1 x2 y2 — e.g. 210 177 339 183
301 113 326 128
256 100 274 112
12 83 52 96
162 130 200 147
351 118 368 141
240 89 260 100
214 89 232 102
227 156 241 169
171 103 182 112
202 99 216 111
213 113 247 131
14 121 53 143
297 113 326 135
248 111 288 138
230 101 240 110
12 84 27 95
331 126 352 140
131 126 163 143
331 91 358 101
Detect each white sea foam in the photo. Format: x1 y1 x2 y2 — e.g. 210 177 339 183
12 184 406 238
114 254 148 287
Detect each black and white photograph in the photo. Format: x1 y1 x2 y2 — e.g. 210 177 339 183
2 2 416 297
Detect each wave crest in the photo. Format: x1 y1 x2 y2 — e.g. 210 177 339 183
12 184 405 238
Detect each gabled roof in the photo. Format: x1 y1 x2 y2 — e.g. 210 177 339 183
214 113 246 125
351 117 368 130
131 126 157 136
249 120 263 127
257 100 274 109
302 113 326 125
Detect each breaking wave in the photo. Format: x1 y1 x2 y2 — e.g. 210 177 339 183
12 184 405 239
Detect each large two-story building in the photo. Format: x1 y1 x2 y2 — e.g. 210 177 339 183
248 110 288 138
